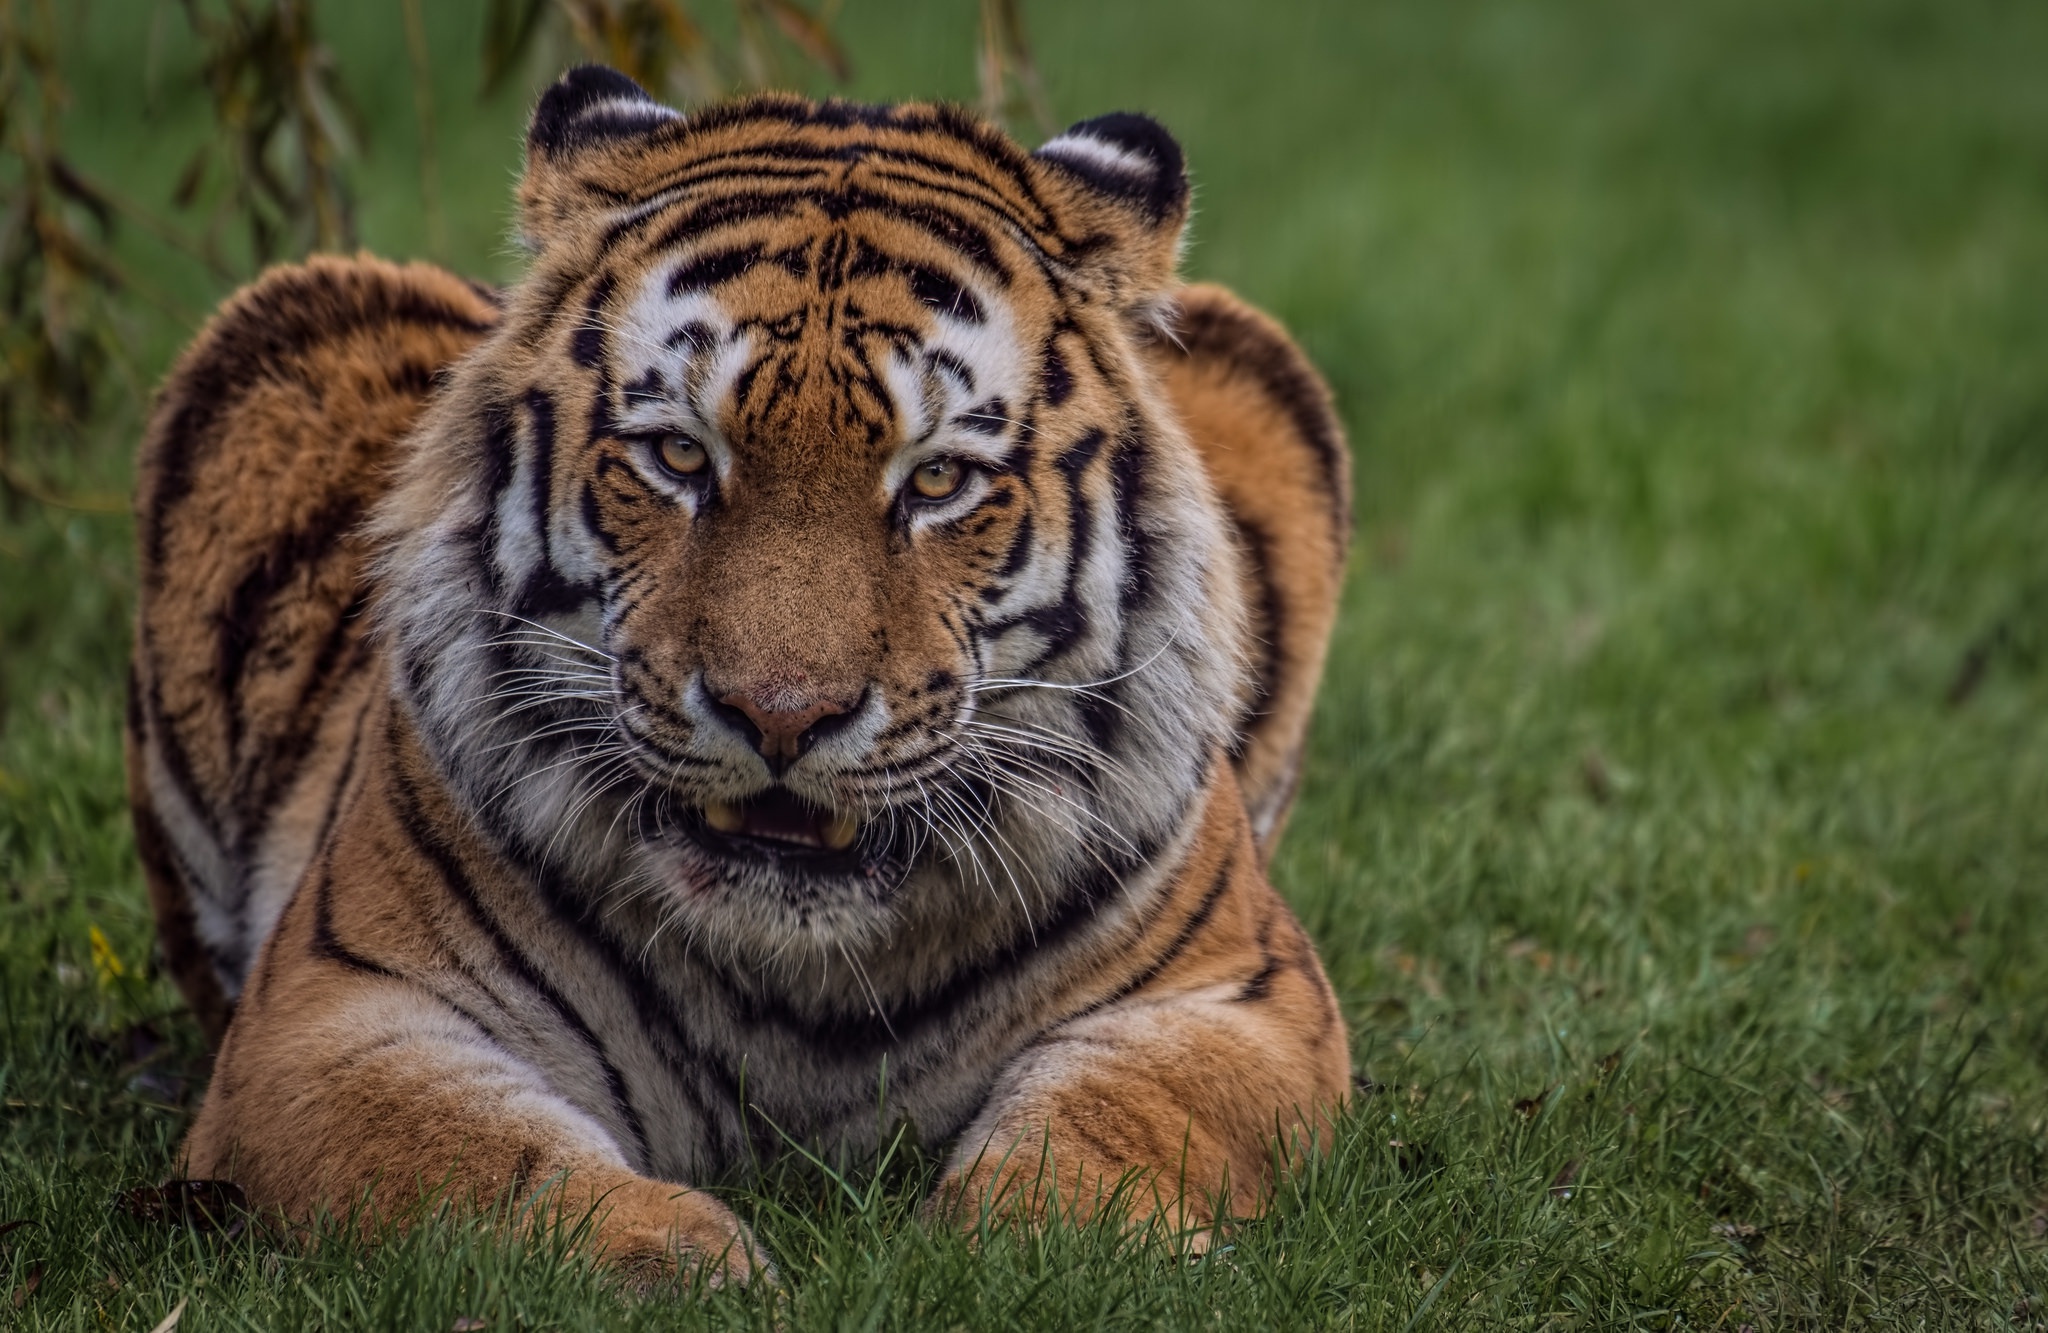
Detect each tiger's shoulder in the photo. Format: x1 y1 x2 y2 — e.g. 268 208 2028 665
129 255 500 1038
1147 282 1351 853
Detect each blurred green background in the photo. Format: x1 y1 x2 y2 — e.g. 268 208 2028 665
3 0 2047 1327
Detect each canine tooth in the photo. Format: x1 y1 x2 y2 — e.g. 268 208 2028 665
703 801 743 833
822 810 859 851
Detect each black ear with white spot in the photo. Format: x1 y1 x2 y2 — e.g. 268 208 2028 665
527 64 680 158
519 66 682 251
1030 112 1191 306
1033 113 1189 224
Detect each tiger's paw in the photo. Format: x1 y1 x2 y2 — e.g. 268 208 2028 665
927 1153 1219 1243
584 1185 770 1290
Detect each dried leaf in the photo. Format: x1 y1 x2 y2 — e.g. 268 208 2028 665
1712 1221 1763 1247
977 0 1053 134
453 1319 488 1332
46 157 116 232
1547 1158 1582 1199
1512 1087 1554 1120
150 1296 189 1333
9 1265 40 1309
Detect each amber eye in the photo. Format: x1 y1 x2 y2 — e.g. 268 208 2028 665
654 434 708 478
910 456 966 502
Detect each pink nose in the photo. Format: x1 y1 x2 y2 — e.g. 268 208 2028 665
718 691 852 772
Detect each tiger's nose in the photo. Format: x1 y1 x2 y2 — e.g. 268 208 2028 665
713 690 857 776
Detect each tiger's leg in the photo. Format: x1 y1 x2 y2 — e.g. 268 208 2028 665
182 878 762 1283
934 773 1349 1236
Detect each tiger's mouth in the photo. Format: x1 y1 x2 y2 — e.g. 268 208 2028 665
697 788 860 855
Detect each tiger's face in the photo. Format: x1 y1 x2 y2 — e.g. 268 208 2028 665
383 71 1248 957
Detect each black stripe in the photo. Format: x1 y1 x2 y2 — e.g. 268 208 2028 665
668 244 762 295
646 191 806 254
1234 910 1280 1003
1226 514 1283 758
624 125 1055 248
1108 429 1156 618
1170 296 1350 536
926 348 976 391
570 273 616 369
510 390 599 615
994 511 1037 580
955 398 1009 435
1041 336 1074 407
308 698 367 859
986 428 1105 670
1055 427 1107 479
1073 841 1238 1023
647 183 1016 283
305 844 517 1065
522 389 559 572
309 857 396 980
229 596 374 879
213 495 365 762
476 398 519 598
905 263 986 323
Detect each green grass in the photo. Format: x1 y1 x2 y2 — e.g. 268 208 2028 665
5 0 2048 1326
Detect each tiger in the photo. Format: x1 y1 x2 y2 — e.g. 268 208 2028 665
127 66 1352 1280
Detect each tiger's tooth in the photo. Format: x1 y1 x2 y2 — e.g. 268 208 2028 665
703 800 743 834
822 810 859 851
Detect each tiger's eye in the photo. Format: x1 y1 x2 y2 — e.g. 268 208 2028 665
911 457 965 501
656 434 708 477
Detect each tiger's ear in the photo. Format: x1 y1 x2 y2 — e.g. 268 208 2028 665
1030 113 1191 309
518 65 681 251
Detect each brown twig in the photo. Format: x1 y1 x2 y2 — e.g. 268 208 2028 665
399 0 447 259
978 0 1054 136
486 0 849 108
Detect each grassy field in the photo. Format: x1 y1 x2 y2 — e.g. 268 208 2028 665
5 0 2048 1326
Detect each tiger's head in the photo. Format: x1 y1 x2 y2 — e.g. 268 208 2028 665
381 68 1248 960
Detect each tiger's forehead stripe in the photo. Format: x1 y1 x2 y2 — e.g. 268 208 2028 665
632 178 1032 288
611 96 1060 227
566 108 1074 293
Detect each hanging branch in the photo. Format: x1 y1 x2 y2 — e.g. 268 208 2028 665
481 0 849 108
977 0 1052 137
0 0 138 513
399 0 446 259
174 0 360 266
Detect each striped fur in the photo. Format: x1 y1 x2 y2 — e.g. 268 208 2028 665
130 68 1351 1276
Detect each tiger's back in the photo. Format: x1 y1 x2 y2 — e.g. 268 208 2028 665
130 264 1344 1040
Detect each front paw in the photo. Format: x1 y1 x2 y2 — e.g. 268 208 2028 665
589 1185 768 1289
930 1149 1215 1240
